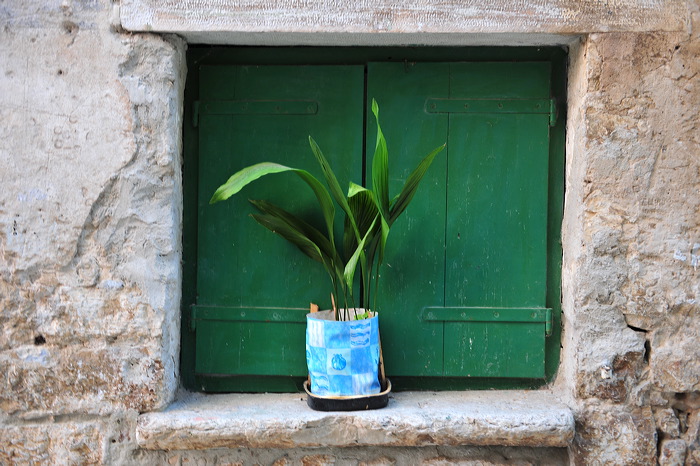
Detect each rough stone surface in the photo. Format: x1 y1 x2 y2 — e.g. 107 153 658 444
658 439 687 466
561 20 700 403
133 446 569 466
656 408 682 438
121 0 689 46
578 15 700 399
358 456 395 466
0 411 141 465
136 390 574 450
559 0 700 464
571 405 657 465
0 421 106 465
0 0 185 418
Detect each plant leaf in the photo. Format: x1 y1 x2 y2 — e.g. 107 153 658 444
370 99 391 220
210 162 292 204
249 199 341 267
377 214 390 265
250 211 344 294
250 212 327 264
343 182 380 260
308 136 359 239
210 161 337 257
343 215 378 292
389 143 446 224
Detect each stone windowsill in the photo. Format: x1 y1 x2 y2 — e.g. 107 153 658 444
136 389 574 450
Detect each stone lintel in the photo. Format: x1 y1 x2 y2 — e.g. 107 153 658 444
160 31 581 47
136 390 574 450
121 0 689 45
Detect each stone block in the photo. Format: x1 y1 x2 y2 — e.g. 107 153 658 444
0 0 185 418
133 446 569 466
577 350 646 403
559 23 700 466
571 405 657 465
121 0 689 46
650 306 700 393
674 397 700 465
0 344 165 416
687 444 700 466
136 391 574 450
181 457 209 466
0 421 105 465
658 439 687 466
359 457 396 466
301 455 336 466
655 408 681 438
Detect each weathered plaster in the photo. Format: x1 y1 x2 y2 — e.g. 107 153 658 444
0 0 185 417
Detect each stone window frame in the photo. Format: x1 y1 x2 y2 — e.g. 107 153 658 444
139 38 580 453
180 45 567 393
119 0 690 453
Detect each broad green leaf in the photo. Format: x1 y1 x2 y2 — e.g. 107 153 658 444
210 161 336 254
288 169 337 250
377 214 390 266
344 183 382 298
308 136 359 240
370 99 390 220
249 199 341 268
209 100 446 314
343 183 380 260
250 212 326 264
343 216 378 292
210 162 291 204
347 181 366 199
389 143 446 224
251 212 343 293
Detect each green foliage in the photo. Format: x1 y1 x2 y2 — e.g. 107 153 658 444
210 99 445 320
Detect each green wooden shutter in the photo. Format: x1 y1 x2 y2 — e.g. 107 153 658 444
185 53 562 392
368 62 553 383
194 65 364 391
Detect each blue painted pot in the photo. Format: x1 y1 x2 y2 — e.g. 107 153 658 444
306 309 381 397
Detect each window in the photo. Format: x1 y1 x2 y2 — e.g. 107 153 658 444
181 47 565 392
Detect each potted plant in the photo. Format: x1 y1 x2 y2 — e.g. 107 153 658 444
210 99 445 410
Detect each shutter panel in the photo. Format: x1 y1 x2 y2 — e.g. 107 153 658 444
189 58 558 392
368 62 552 381
366 62 449 376
443 110 550 378
194 65 364 390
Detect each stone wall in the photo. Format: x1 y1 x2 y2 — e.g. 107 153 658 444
1 0 699 464
0 0 185 462
559 4 700 463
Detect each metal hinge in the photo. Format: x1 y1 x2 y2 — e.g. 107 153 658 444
192 101 200 127
189 305 308 331
549 98 558 127
425 98 558 126
421 306 554 337
422 307 550 322
189 304 197 331
192 100 318 128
